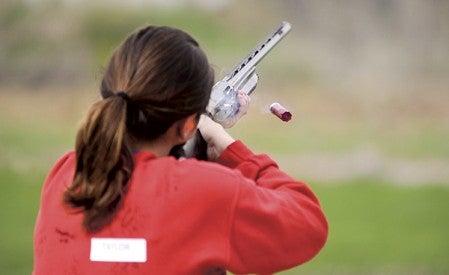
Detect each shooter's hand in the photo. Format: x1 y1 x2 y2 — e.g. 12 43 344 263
220 91 251 129
197 115 235 160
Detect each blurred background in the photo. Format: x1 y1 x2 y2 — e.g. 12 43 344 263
0 0 448 274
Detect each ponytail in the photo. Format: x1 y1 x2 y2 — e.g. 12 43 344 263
64 94 133 233
63 25 214 233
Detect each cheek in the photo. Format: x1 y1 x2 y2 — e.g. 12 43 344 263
185 127 197 141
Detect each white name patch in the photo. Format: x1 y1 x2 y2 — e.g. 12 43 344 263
90 238 147 263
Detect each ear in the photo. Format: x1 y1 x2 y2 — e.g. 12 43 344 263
177 114 198 142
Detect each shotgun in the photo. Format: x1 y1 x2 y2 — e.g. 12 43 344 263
179 22 292 159
206 21 291 125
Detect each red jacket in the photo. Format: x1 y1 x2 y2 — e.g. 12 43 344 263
33 140 328 274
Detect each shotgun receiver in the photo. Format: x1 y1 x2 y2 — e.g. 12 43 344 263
178 22 291 159
206 21 291 125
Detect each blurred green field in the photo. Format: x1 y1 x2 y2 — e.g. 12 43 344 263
288 182 449 275
1 158 448 274
1 106 449 275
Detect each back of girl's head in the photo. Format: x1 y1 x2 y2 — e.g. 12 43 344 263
102 25 214 139
65 25 214 233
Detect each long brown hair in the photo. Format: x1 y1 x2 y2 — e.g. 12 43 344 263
64 26 214 233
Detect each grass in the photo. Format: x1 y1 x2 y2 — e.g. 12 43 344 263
286 181 449 274
1 166 448 274
0 167 44 275
230 106 449 159
1 120 449 274
1 90 448 274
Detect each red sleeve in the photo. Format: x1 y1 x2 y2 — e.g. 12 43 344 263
35 151 76 228
41 151 75 197
216 141 328 274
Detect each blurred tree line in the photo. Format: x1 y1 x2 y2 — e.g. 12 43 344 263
282 0 449 87
0 0 257 87
0 0 448 90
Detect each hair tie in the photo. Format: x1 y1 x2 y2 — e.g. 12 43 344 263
116 91 130 101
